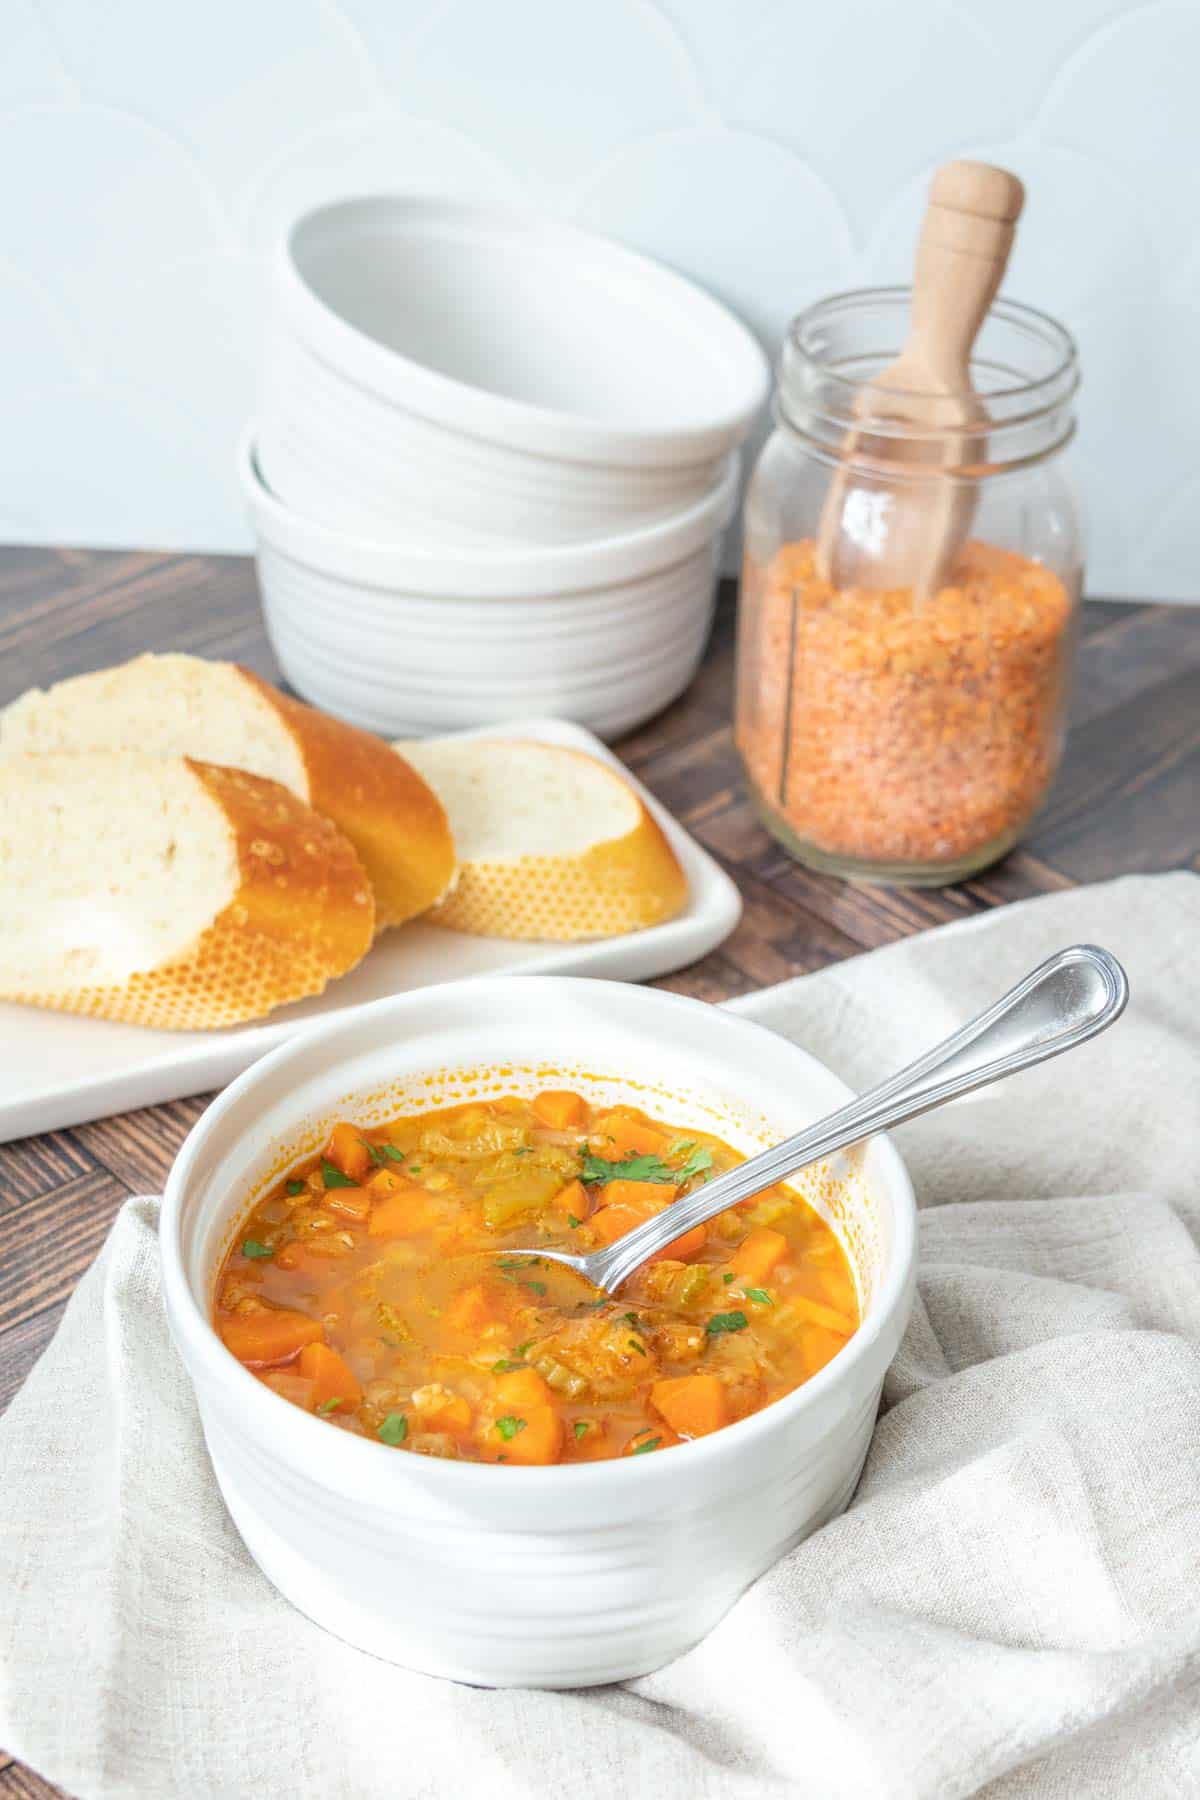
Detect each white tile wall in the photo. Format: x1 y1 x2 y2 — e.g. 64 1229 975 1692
2 0 1195 600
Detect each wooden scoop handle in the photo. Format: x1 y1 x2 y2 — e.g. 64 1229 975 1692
907 161 1025 382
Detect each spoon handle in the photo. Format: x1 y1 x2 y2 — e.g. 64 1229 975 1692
591 945 1127 1294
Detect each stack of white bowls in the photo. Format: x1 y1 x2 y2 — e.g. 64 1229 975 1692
243 197 768 739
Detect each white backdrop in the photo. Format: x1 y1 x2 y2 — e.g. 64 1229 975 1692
3 0 1196 600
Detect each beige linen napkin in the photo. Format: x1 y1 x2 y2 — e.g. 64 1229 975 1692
2 872 1199 1800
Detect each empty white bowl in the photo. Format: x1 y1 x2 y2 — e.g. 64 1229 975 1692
160 975 917 1687
241 433 738 739
259 196 768 544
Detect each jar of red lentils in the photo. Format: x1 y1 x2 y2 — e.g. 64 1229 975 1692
736 289 1082 885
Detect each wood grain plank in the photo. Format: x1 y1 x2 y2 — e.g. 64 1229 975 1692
0 1301 73 1416
74 1095 213 1196
1068 604 1200 729
0 1762 72 1800
0 1131 98 1211
1027 661 1200 879
0 1169 127 1337
0 553 271 704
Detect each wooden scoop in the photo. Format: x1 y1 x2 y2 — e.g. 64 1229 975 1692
815 160 1025 596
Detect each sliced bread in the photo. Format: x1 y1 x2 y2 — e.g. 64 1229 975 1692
396 738 688 941
0 654 456 930
0 753 374 1029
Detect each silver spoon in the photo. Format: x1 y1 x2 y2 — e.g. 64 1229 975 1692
519 944 1127 1296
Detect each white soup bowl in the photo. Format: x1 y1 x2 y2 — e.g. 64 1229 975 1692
161 975 917 1689
262 196 768 543
241 435 737 740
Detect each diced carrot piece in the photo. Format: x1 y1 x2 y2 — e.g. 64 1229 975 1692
729 1227 788 1287
533 1090 588 1130
324 1186 370 1222
220 1308 324 1367
657 1225 706 1261
495 1367 552 1409
481 1403 563 1466
326 1121 371 1183
297 1341 363 1413
785 1294 856 1336
592 1111 669 1157
445 1283 491 1333
551 1178 589 1220
366 1167 405 1198
420 1392 474 1435
650 1374 726 1439
590 1193 704 1261
368 1184 439 1237
589 1199 653 1244
602 1178 678 1209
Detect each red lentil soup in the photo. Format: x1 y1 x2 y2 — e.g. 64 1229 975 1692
213 1092 860 1463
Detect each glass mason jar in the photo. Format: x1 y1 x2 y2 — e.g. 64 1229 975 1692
736 289 1082 885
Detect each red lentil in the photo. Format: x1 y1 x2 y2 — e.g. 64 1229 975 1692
736 538 1074 872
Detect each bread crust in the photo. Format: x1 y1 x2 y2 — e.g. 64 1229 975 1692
429 795 689 942
242 671 456 931
6 760 375 1030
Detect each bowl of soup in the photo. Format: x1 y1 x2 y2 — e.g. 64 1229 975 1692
160 975 917 1687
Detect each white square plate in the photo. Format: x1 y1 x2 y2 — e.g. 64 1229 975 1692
0 718 742 1142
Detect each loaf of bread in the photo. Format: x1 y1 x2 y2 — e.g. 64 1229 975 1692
0 655 456 930
397 738 688 941
0 753 375 1029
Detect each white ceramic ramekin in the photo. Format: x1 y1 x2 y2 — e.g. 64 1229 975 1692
241 436 737 739
161 976 917 1689
260 196 768 543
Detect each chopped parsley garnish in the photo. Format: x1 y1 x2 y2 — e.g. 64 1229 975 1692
631 1435 662 1455
580 1149 675 1185
566 1213 582 1229
378 1412 407 1445
722 1271 735 1284
706 1311 749 1336
496 1415 526 1441
621 1311 639 1326
241 1239 272 1259
285 1179 305 1196
573 1421 589 1440
745 1287 774 1306
407 1164 423 1174
320 1159 358 1190
522 1279 547 1297
580 1146 714 1187
316 1396 342 1415
514 1340 534 1358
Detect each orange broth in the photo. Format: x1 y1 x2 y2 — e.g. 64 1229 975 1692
213 1092 859 1463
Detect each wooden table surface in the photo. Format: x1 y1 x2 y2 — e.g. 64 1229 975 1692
1 544 1198 1795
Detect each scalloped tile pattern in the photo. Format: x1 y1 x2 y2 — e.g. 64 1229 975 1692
1 0 1191 599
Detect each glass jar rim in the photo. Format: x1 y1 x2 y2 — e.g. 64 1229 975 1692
779 286 1079 472
787 286 1079 406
